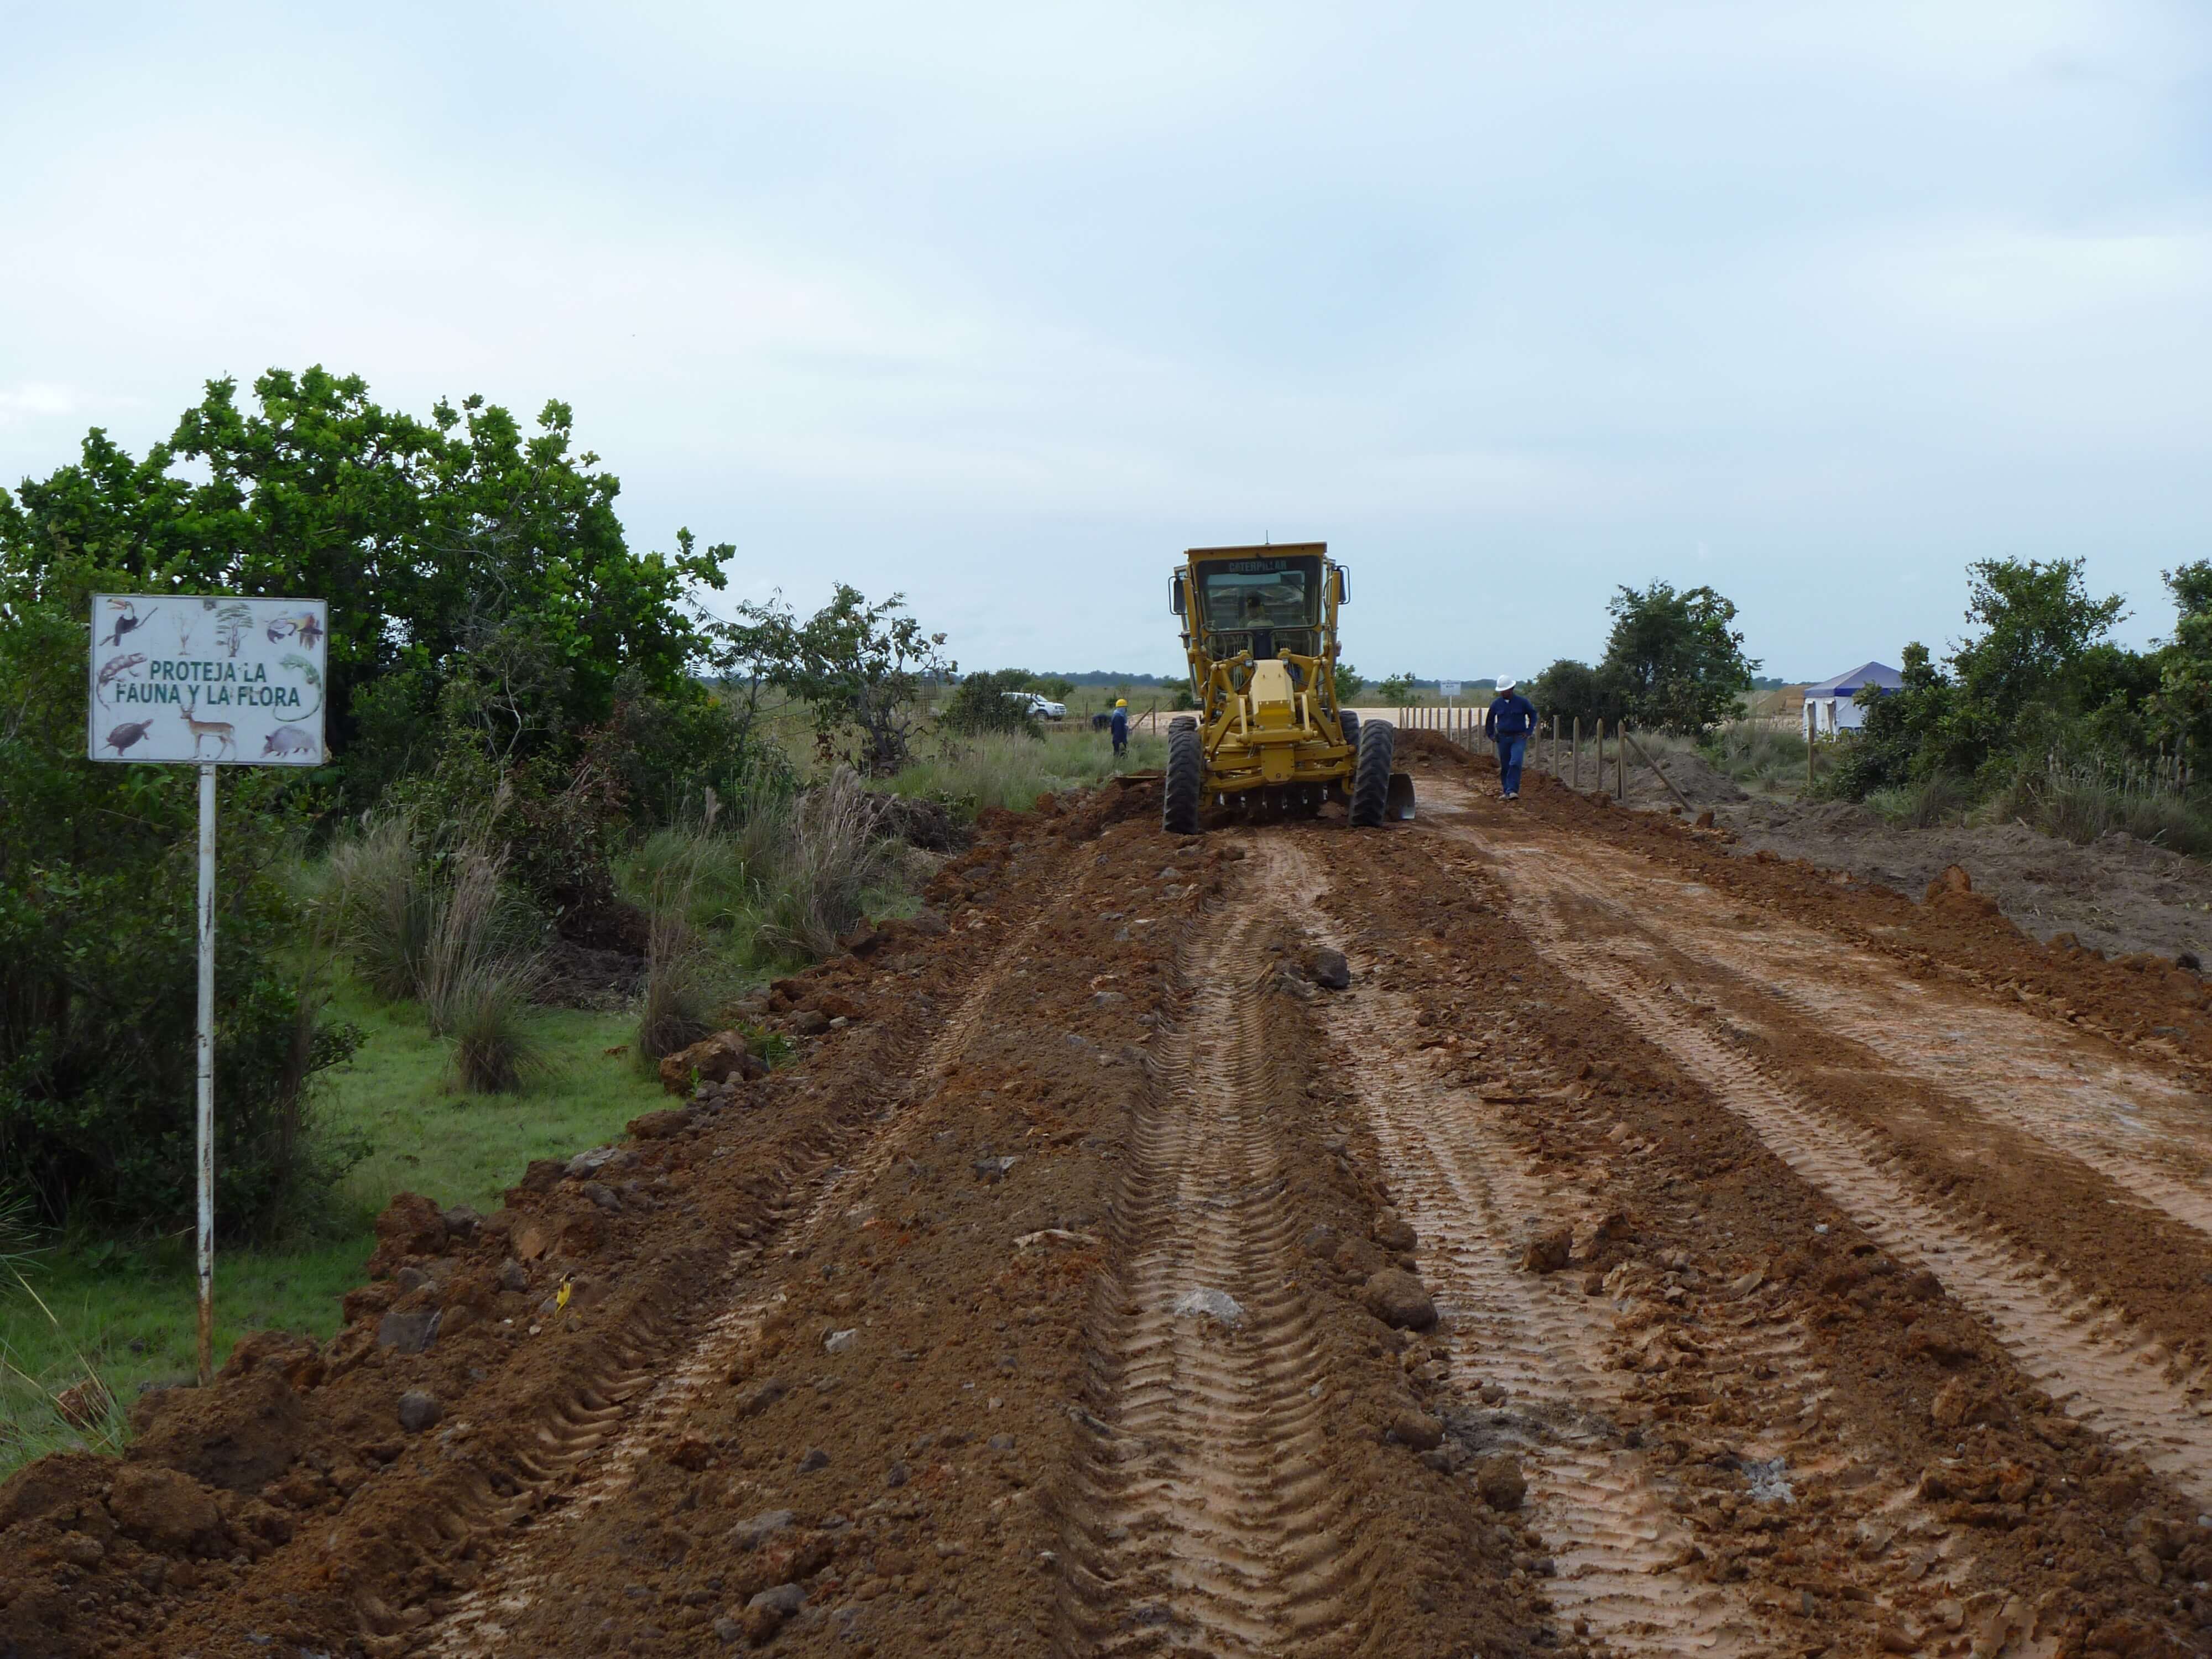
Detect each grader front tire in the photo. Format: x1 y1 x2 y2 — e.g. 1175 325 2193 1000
1349 719 1396 827
1164 726 1204 835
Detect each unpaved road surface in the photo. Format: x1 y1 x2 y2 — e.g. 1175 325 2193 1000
7 752 2212 1658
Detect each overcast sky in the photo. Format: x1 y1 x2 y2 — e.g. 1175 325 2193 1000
5 3 2209 681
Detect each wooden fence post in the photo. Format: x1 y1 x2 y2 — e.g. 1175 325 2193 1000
1572 717 1581 790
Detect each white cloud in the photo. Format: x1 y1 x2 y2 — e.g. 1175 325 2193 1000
2 2 2209 673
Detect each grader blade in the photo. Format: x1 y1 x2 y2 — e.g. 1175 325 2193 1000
1386 771 1416 821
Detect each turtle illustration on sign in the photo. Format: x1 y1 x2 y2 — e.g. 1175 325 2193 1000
103 719 156 755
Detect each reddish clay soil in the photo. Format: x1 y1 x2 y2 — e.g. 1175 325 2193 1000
6 750 2212 1658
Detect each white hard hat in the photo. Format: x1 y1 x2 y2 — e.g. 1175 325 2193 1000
1496 677 1517 693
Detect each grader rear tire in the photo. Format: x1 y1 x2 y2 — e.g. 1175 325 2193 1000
1349 719 1395 827
1340 710 1360 746
1164 725 1203 834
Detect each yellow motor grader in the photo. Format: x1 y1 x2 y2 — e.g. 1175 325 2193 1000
1164 541 1413 834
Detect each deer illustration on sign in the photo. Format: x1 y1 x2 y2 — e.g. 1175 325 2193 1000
179 690 236 760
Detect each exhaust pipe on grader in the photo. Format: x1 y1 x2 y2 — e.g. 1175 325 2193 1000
1162 542 1414 835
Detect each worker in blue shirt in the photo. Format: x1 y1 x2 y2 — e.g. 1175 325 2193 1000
1484 677 1538 801
1109 698 1129 761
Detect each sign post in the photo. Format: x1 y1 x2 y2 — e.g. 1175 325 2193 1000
88 594 328 1387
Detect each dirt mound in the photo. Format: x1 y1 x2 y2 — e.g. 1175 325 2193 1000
531 937 643 1010
1621 743 1749 808
0 778 1541 1659
1723 796 2212 964
856 789 970 853
14 750 2211 1657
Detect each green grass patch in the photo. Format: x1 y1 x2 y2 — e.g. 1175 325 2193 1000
883 729 1167 816
324 983 666 1220
1 983 664 1477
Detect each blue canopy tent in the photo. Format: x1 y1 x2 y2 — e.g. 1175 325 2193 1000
1803 661 1902 738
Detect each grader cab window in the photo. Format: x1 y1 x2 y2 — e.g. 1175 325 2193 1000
1198 556 1321 660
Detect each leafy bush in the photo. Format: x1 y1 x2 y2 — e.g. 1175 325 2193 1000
941 670 1043 738
718 584 950 774
1598 582 1757 733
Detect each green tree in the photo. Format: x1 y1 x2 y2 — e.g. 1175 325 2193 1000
2152 561 2212 761
1528 659 1624 728
1829 559 2147 800
1333 662 1367 701
1938 559 2126 770
1 367 728 792
1024 675 1074 702
1598 582 1757 734
722 585 950 774
1375 672 1423 705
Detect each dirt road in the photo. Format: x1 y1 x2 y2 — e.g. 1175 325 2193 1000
6 757 2212 1657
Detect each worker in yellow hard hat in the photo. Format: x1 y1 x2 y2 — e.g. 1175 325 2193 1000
1110 698 1130 761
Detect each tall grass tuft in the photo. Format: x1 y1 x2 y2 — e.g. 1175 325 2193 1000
1698 721 1833 794
418 846 547 1092
761 768 901 957
1865 771 1969 828
635 839 719 1062
441 959 550 1093
325 813 432 1000
1997 755 2212 857
327 823 549 1092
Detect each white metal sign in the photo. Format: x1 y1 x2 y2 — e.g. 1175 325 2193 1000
84 593 328 1386
1438 679 1463 699
88 594 328 765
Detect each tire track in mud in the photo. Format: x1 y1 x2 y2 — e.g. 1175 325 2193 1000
422 888 1088 1657
1489 877 2212 1511
1480 818 2212 1245
1301 895 1905 1656
1060 843 1373 1658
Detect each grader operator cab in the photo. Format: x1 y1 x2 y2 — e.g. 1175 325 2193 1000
1164 542 1414 835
